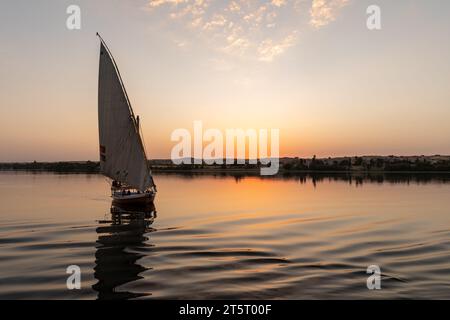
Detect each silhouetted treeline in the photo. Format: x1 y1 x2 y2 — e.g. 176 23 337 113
1 156 450 173
0 161 100 173
281 156 450 172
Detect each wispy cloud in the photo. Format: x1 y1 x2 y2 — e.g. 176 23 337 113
258 32 297 62
148 0 189 8
146 0 349 61
310 0 349 28
271 0 287 8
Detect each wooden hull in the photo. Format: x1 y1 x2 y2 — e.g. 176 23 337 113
112 192 155 207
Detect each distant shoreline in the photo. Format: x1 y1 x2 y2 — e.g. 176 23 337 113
1 155 450 174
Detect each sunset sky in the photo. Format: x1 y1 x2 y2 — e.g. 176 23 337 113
0 0 449 161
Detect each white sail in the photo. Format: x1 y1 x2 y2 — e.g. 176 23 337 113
98 40 153 191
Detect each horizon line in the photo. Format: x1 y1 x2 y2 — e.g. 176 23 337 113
2 154 450 164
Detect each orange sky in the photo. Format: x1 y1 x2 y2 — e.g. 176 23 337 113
0 1 449 161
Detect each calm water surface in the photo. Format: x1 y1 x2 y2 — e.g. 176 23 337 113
1 172 450 299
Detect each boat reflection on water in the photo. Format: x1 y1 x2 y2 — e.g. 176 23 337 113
92 203 157 300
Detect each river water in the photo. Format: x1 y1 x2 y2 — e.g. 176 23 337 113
0 172 449 299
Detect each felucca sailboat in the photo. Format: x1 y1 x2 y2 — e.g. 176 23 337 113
97 34 156 205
